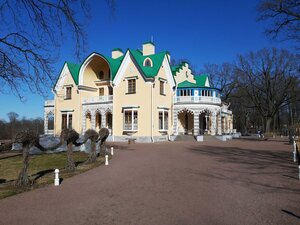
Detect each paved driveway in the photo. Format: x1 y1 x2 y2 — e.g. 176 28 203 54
0 138 299 225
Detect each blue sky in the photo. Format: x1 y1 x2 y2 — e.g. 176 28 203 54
0 0 294 121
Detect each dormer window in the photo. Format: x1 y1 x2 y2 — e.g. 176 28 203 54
143 58 153 67
97 71 104 80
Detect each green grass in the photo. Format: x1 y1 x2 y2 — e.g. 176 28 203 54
0 151 107 199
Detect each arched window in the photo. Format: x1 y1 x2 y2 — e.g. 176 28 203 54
144 58 152 67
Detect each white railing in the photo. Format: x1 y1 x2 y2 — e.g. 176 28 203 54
44 100 55 106
82 95 113 104
174 96 221 104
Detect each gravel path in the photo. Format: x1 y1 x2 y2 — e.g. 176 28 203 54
0 138 299 225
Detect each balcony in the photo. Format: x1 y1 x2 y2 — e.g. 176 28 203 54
174 96 221 104
82 95 113 104
44 100 54 107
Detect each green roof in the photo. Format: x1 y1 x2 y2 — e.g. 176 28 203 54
177 75 209 88
102 55 124 81
171 62 187 75
129 49 166 78
112 48 123 52
66 62 80 85
194 74 208 87
143 41 155 45
177 81 200 88
56 49 170 88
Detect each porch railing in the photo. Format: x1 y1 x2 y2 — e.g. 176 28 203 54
82 95 113 104
174 96 221 104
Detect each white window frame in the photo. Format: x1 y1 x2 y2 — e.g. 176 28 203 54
158 109 169 131
143 57 153 67
64 85 73 100
123 109 138 131
61 112 73 129
160 80 166 95
125 77 137 94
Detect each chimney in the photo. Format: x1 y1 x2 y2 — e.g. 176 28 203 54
142 41 155 56
112 48 123 59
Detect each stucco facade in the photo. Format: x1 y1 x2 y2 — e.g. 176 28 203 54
44 42 234 142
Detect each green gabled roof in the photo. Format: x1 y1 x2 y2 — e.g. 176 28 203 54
194 74 208 87
66 62 80 85
177 75 209 88
102 55 124 81
143 41 155 46
129 49 166 78
171 62 187 75
112 48 123 52
177 81 200 88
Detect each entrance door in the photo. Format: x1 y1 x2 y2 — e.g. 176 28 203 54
178 110 194 135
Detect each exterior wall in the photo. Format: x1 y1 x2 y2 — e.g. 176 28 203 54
113 59 152 137
173 64 195 84
54 69 80 135
151 60 173 137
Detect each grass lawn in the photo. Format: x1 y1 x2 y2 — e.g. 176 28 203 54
0 151 107 199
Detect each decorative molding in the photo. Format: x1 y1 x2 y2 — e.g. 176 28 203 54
78 85 97 92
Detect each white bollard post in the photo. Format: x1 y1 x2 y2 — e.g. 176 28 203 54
298 165 300 180
54 169 60 186
293 141 297 163
111 147 114 156
105 155 109 166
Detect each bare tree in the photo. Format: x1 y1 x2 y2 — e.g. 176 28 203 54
0 0 114 99
97 128 110 156
14 130 42 186
235 48 299 133
202 63 237 102
84 129 99 164
60 128 81 172
258 0 300 46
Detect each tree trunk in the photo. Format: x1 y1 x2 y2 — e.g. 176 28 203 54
99 142 107 156
86 141 97 164
65 143 75 172
16 144 31 186
265 117 272 134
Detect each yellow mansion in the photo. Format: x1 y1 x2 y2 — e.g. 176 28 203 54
44 42 233 142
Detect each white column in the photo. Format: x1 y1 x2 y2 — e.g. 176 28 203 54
217 110 222 135
173 109 178 134
44 111 48 134
102 113 106 128
205 115 208 131
211 111 217 135
91 112 96 130
82 111 86 132
193 111 199 135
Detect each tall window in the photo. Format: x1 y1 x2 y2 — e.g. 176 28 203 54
65 87 72 99
68 114 72 129
47 113 54 130
108 87 113 95
62 114 67 130
127 79 136 94
124 110 138 131
159 110 168 131
99 88 104 96
61 113 72 130
160 81 165 95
